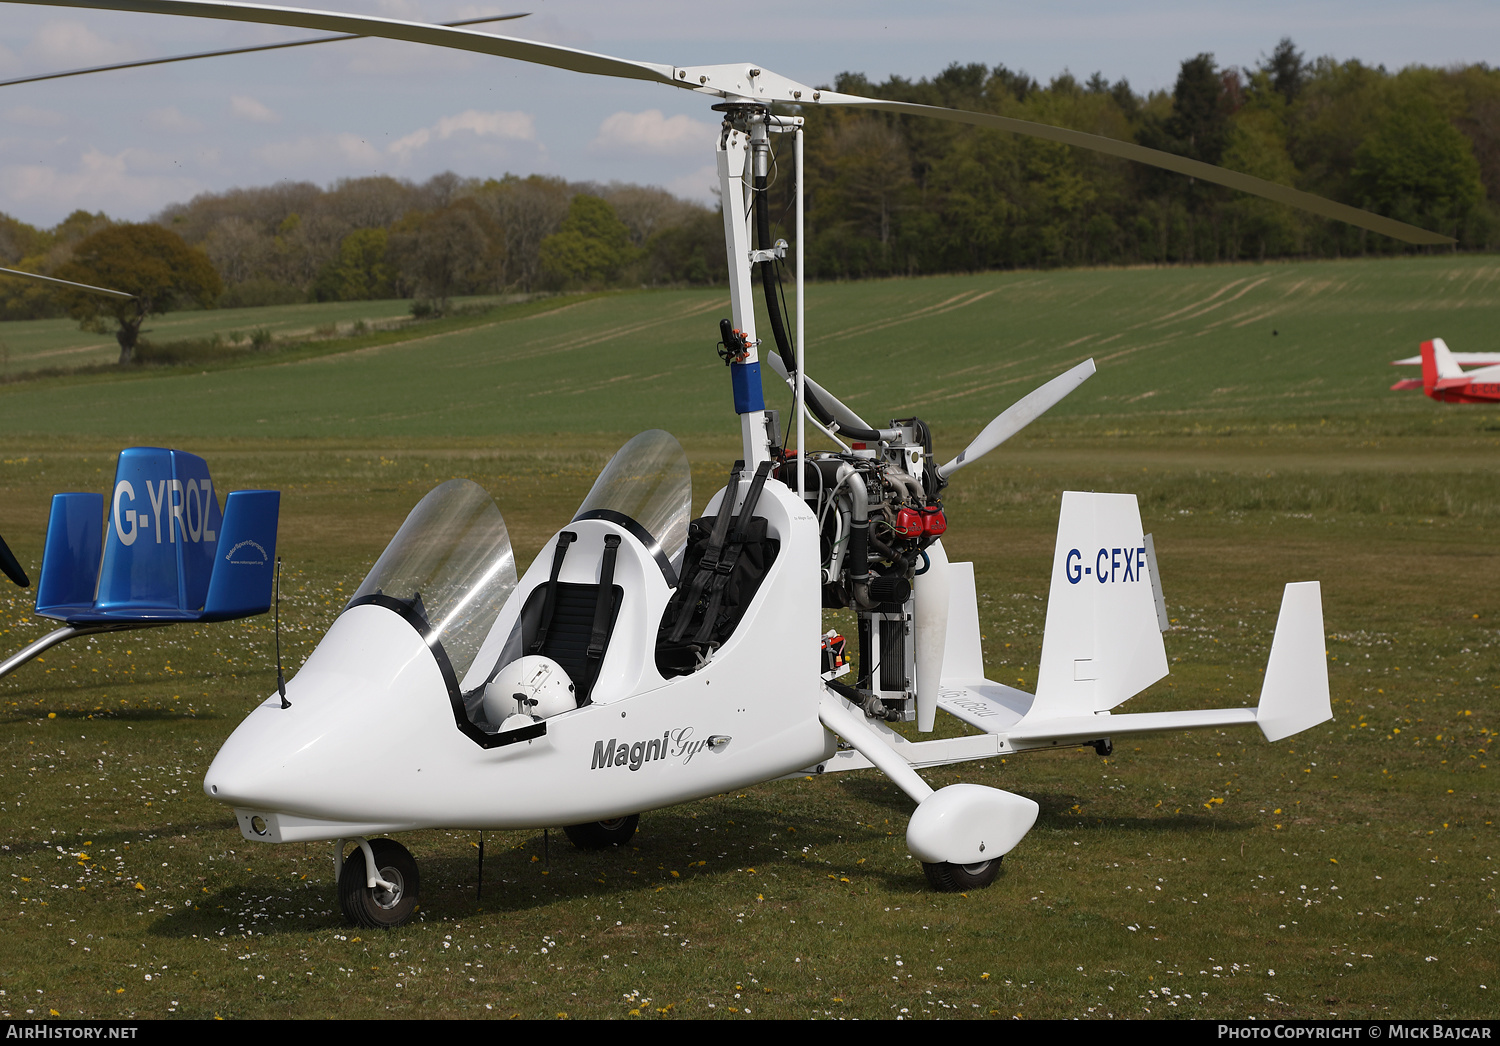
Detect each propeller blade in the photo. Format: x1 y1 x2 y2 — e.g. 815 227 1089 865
938 358 1096 479
5 0 678 86
0 532 29 588
763 351 877 436
814 92 1453 246
0 12 530 88
4 0 1453 245
0 266 135 299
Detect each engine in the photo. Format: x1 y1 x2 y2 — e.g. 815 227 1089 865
773 417 947 720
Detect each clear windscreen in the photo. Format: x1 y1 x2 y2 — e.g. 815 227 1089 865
573 430 692 560
352 479 517 678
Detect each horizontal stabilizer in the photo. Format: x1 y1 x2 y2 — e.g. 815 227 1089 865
1255 581 1331 742
935 681 1032 734
35 493 104 617
202 490 281 620
1007 707 1257 743
1393 352 1500 367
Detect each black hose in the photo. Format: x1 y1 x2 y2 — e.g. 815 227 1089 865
753 171 884 443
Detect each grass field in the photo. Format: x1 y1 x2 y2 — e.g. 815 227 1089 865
0 255 1496 1020
0 294 531 378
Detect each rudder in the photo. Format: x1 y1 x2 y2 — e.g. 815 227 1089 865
1031 492 1168 719
202 490 280 620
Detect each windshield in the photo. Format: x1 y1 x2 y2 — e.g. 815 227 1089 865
573 430 692 561
352 479 517 678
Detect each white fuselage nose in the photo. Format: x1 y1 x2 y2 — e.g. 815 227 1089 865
205 604 461 825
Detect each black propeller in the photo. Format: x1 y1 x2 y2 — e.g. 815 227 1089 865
0 531 30 588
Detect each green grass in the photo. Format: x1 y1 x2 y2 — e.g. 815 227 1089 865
0 254 1496 1019
2 255 1499 443
0 294 520 378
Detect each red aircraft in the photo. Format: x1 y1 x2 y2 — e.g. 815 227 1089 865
1390 339 1500 403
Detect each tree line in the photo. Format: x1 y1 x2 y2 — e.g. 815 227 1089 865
0 172 728 324
1 39 1496 331
788 41 1498 277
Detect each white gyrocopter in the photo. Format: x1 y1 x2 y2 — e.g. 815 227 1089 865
8 0 1451 928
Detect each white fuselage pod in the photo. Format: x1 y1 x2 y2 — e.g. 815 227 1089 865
208 484 828 843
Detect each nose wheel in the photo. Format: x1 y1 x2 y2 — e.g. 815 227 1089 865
339 839 420 928
922 857 1001 892
563 814 640 849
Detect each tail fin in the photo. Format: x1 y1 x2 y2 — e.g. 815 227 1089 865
201 490 280 620
1255 581 1331 741
95 448 224 614
35 493 104 617
1030 492 1168 719
1421 338 1464 394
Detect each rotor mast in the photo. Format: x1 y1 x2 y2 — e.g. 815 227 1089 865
716 103 806 472
716 106 770 469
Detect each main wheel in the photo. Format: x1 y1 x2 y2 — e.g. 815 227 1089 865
922 857 1001 892
563 814 639 850
339 839 420 929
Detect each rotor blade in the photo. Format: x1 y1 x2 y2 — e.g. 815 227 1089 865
0 12 529 88
815 92 1453 246
938 358 1096 479
4 0 1454 245
763 351 876 435
0 532 29 588
4 0 678 86
0 266 136 299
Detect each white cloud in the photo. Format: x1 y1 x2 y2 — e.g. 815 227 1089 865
387 109 535 156
230 95 279 124
665 164 721 206
590 110 716 156
0 148 197 218
25 20 133 66
336 133 383 165
254 133 381 168
146 107 204 134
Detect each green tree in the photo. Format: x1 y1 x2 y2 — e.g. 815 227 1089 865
538 195 635 286
1351 95 1485 238
388 200 503 314
1261 38 1308 106
54 223 221 364
312 227 395 301
1150 53 1234 166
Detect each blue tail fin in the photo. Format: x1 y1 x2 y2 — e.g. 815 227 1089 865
33 448 279 625
202 490 280 620
35 493 104 617
95 448 224 615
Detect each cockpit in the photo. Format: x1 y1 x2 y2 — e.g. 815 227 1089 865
345 430 695 748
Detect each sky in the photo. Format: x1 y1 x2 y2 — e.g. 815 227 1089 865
0 0 1496 227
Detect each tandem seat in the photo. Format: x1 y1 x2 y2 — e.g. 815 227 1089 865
467 531 624 715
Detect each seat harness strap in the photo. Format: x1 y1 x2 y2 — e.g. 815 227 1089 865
528 530 576 656
692 459 774 646
583 534 622 699
668 465 743 644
